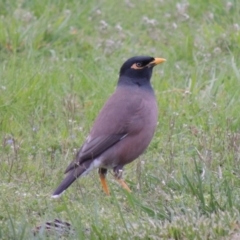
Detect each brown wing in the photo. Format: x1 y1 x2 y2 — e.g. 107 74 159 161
64 134 127 173
64 86 146 173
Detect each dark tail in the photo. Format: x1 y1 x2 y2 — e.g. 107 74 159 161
52 161 91 198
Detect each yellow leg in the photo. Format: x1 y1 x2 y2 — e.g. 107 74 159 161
99 168 110 195
116 178 131 193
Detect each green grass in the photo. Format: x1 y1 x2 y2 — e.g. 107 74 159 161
1 0 240 239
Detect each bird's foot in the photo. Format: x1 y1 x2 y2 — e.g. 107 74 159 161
98 168 110 195
113 167 131 193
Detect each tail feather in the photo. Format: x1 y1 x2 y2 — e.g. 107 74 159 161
52 161 91 198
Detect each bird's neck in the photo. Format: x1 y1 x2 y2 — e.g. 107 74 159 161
117 76 154 92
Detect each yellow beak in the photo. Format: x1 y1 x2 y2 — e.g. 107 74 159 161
151 57 166 65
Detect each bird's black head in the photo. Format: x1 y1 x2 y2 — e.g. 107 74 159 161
118 56 165 88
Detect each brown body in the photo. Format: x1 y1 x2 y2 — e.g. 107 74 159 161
92 85 158 169
52 56 165 197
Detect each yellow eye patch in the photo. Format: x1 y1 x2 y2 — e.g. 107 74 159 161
130 63 144 69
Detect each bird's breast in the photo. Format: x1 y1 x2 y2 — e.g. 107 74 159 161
100 89 158 167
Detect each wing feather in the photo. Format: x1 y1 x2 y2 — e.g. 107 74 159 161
64 134 127 173
64 87 145 174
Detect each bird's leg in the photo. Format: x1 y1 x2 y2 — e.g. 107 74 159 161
98 168 110 195
113 166 131 193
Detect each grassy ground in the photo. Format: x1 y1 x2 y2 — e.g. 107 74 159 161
1 0 240 239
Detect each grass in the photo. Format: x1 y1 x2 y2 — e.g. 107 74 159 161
1 0 240 239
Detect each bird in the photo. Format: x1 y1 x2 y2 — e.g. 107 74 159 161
52 56 166 198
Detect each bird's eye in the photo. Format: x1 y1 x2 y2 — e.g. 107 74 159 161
130 62 144 69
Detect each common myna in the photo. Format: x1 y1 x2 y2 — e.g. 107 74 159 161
52 56 165 198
